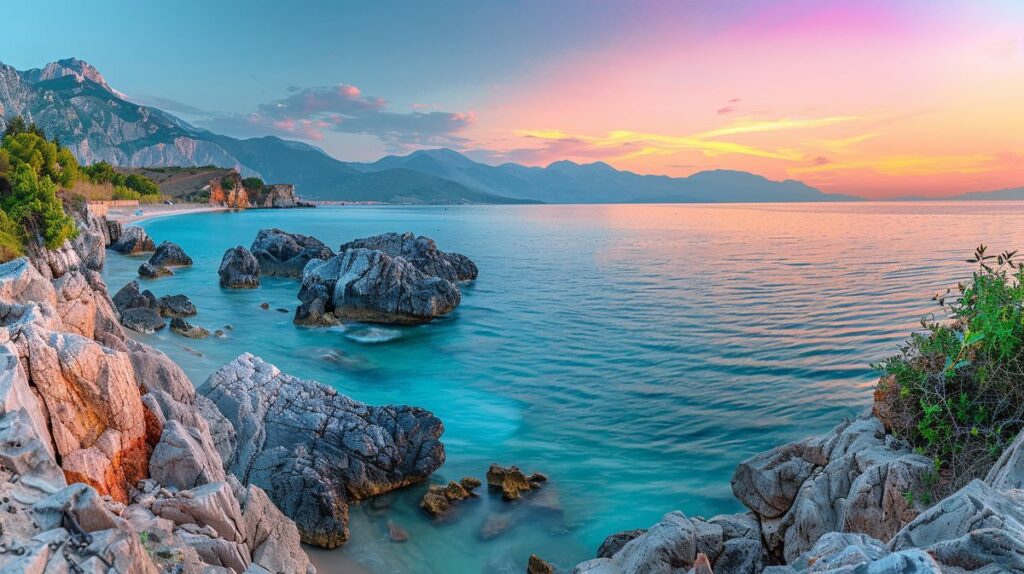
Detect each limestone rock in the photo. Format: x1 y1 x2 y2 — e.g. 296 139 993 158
139 261 172 278
297 248 460 325
121 306 166 333
986 428 1024 490
597 529 647 559
198 353 445 548
111 225 156 254
573 511 724 574
420 479 478 517
340 232 478 282
159 293 198 317
153 481 246 543
148 240 193 268
528 554 555 574
219 246 260 288
237 483 316 574
251 228 334 279
171 317 210 339
150 420 227 490
487 463 545 500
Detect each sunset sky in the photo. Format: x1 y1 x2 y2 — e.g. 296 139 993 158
5 0 1024 198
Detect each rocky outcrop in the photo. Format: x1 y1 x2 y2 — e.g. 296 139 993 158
487 463 547 500
295 248 461 325
219 246 260 288
209 172 312 209
340 231 478 282
110 225 155 255
138 240 192 277
171 317 210 338
421 478 481 516
197 353 446 548
250 228 335 278
0 206 316 573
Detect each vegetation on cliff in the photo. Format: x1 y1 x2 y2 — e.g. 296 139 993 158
875 245 1024 494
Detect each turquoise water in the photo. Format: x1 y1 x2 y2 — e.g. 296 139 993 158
101 202 1024 573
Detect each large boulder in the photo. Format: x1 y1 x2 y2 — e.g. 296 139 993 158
198 353 446 548
148 240 193 268
251 228 334 279
219 245 261 288
340 231 478 282
110 225 156 254
295 248 461 326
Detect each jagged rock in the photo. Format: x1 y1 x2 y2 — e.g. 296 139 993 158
251 228 334 279
340 232 478 282
153 481 246 543
460 476 482 490
150 420 226 490
198 353 445 548
487 463 545 500
139 261 172 278
597 529 648 559
689 554 713 574
986 428 1024 489
111 225 155 254
171 317 210 339
528 554 555 574
159 293 198 317
388 520 409 542
120 306 166 333
112 280 159 313
296 248 461 325
0 257 59 306
573 511 724 574
148 240 193 267
219 246 260 288
420 480 478 517
105 219 122 245
236 482 316 573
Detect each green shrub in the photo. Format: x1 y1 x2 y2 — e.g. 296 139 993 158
1 163 76 249
241 176 264 192
0 210 22 263
875 245 1024 493
82 161 126 186
220 175 237 190
112 185 141 201
125 173 159 197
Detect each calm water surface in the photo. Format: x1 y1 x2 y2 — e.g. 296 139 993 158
101 202 1024 573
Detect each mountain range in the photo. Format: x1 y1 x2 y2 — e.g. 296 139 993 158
1 58 1014 205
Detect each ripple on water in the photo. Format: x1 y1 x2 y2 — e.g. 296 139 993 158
99 202 1024 573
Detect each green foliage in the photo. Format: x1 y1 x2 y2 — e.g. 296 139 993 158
220 175 237 190
1 164 76 249
241 176 264 192
875 245 1024 493
2 116 46 139
125 173 159 197
111 185 141 201
0 210 22 263
82 161 126 186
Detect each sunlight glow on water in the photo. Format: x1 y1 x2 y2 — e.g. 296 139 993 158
101 202 1024 573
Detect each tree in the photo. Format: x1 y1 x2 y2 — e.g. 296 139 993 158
2 116 46 139
2 163 76 248
241 176 264 192
124 173 159 198
82 161 125 186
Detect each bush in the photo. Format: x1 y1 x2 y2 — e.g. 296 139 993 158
112 185 141 201
125 173 159 197
82 161 126 186
875 245 1024 494
1 164 76 249
241 176 264 192
0 210 22 263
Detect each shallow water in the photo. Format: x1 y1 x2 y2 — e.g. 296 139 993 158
101 202 1024 573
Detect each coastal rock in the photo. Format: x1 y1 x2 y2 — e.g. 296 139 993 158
150 419 227 490
171 317 210 338
113 279 159 313
152 481 246 543
296 248 460 325
105 219 122 245
985 428 1024 490
148 240 193 268
111 224 156 254
528 554 555 574
340 231 478 282
420 479 479 516
219 246 261 288
198 353 446 548
251 228 334 279
236 482 316 573
138 261 172 278
487 463 546 500
573 511 724 574
159 293 198 317
597 529 648 559
120 306 166 333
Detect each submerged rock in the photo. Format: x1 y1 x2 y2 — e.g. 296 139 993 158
528 554 555 574
251 228 335 279
219 246 261 288
487 464 546 500
170 317 210 339
198 353 445 548
420 478 480 517
296 248 460 326
110 225 156 254
340 232 478 282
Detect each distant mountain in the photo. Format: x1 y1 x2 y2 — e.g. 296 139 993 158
0 58 859 205
349 149 860 203
888 187 1024 202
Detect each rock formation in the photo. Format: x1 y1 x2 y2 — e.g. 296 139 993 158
250 228 335 278
209 172 313 209
219 246 260 288
340 231 478 282
198 353 446 548
0 206 315 573
295 248 461 325
138 240 192 277
110 225 155 255
420 477 481 516
170 317 210 339
487 464 547 500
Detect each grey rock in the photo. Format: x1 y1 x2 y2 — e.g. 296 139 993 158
171 317 210 339
986 428 1024 490
340 232 478 282
219 246 260 288
237 483 316 574
251 228 334 279
890 480 1024 551
153 481 246 543
148 240 193 267
160 293 198 317
111 225 156 254
597 529 647 559
150 420 227 490
120 306 166 333
296 248 461 325
138 261 172 278
198 353 445 548
573 511 723 574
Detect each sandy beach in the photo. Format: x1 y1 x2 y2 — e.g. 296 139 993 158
105 203 232 225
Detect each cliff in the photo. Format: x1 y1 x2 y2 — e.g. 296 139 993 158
208 171 312 209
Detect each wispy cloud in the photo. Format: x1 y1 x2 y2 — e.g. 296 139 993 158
789 154 998 177
199 84 474 149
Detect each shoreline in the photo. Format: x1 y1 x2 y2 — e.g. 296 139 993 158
105 202 233 225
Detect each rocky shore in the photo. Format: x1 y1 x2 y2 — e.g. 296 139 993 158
0 205 447 572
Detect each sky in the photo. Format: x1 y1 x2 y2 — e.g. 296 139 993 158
3 0 1024 198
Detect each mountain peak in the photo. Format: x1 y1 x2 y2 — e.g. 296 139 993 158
26 58 124 97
